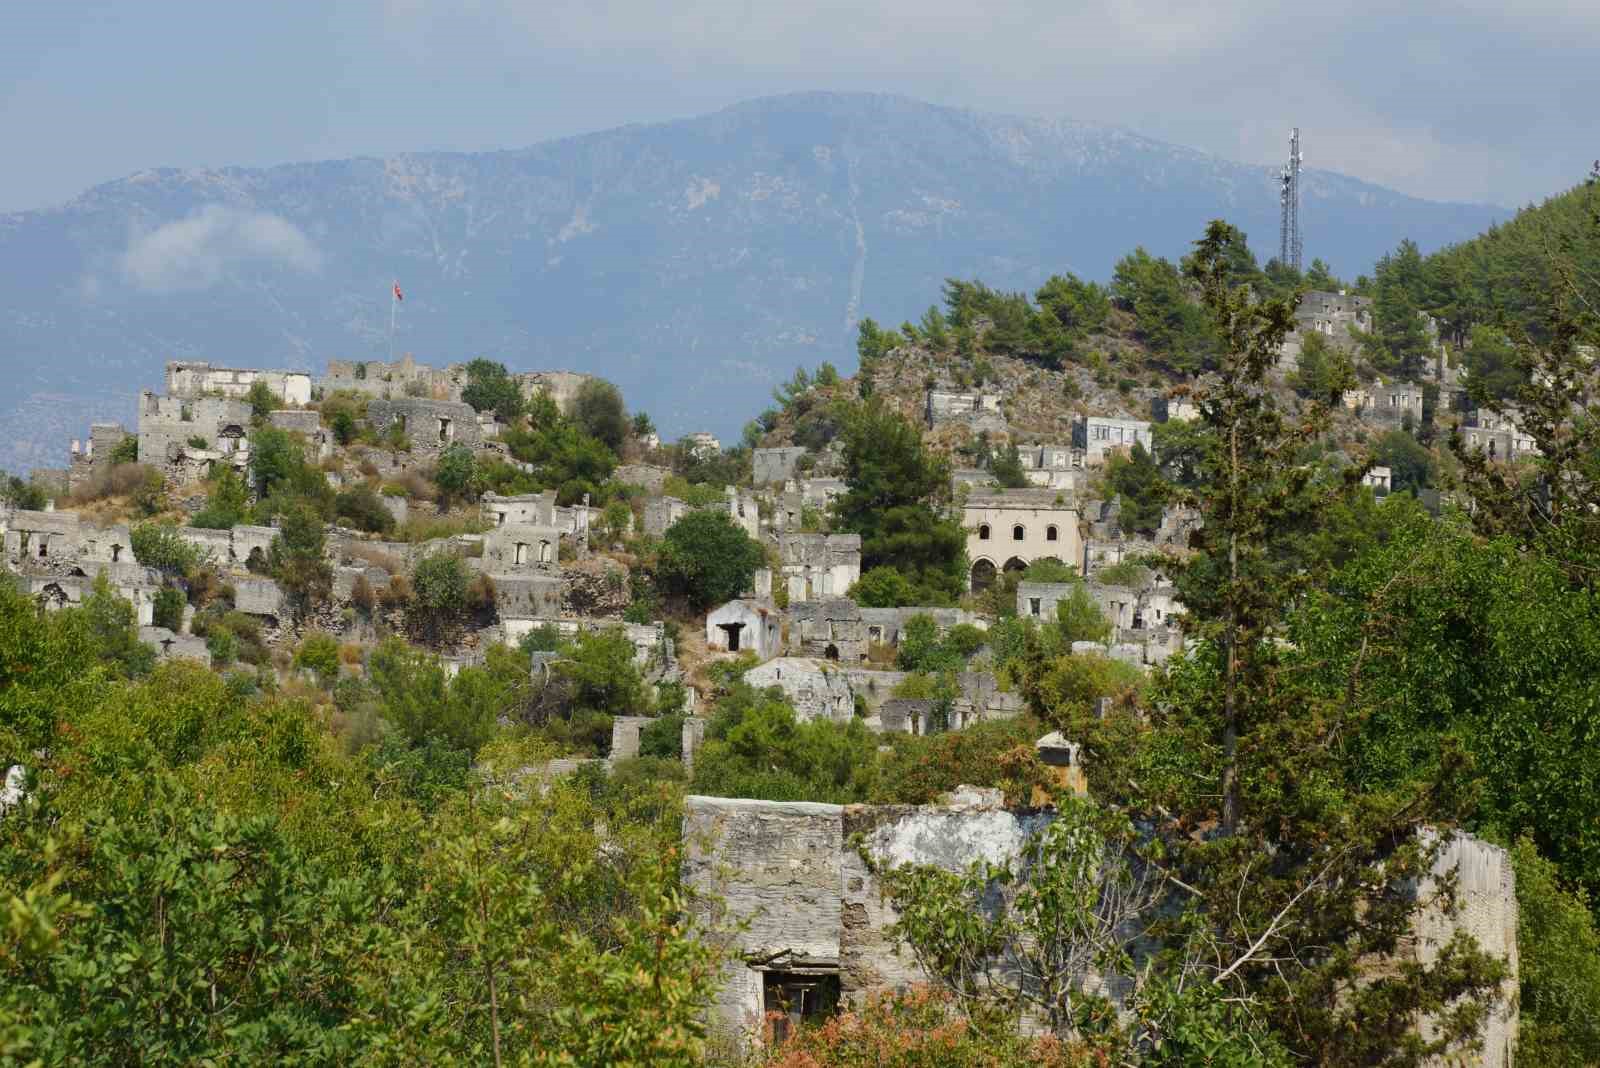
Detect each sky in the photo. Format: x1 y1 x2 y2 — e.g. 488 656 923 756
3 0 1596 215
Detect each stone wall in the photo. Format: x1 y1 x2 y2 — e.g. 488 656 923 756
684 796 845 1039
366 397 482 454
753 446 808 485
1413 834 1519 1067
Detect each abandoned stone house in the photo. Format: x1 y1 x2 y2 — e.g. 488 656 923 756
482 523 562 572
643 496 690 538
742 658 854 724
1277 290 1372 369
319 358 592 413
1151 395 1201 423
964 489 1081 592
1073 416 1152 465
785 599 868 662
772 479 846 532
753 446 809 485
1015 444 1083 491
925 387 1006 431
706 598 782 659
365 397 482 455
1362 381 1427 425
137 392 253 474
686 432 722 460
686 792 1518 1063
776 533 861 603
613 464 671 495
1363 465 1393 494
481 491 557 528
1459 406 1540 463
685 789 1052 1044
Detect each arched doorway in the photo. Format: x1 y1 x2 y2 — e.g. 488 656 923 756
1003 557 1028 576
970 558 997 592
824 643 839 661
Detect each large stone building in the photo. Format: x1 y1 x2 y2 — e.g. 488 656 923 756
1278 290 1372 368
964 489 1081 591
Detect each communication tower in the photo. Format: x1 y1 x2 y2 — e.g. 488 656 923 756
1278 128 1304 272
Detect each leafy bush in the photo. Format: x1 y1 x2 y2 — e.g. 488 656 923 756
131 522 205 576
293 632 341 686
411 552 469 642
334 483 396 534
458 358 525 422
151 587 186 633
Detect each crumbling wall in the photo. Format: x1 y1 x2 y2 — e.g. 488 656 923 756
1413 834 1519 1067
753 447 808 485
841 790 1047 1002
684 796 844 1039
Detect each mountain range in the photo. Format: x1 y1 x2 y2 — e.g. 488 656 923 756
0 92 1506 474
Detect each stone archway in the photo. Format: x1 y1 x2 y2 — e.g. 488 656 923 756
970 558 998 592
1003 557 1028 575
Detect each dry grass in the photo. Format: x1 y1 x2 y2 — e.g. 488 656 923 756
345 543 402 574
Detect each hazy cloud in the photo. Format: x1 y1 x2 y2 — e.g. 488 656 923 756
2 0 1595 212
119 205 323 292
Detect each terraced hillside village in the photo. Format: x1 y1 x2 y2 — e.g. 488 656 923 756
3 178 1600 1066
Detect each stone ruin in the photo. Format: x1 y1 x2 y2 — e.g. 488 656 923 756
685 791 1519 1063
925 386 1007 432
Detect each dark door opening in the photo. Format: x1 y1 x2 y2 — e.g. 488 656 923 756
718 622 744 652
824 643 839 660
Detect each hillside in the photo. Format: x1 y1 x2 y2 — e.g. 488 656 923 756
0 92 1505 475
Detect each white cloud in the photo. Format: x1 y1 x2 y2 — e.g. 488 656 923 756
120 204 323 292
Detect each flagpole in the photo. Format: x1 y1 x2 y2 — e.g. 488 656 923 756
388 284 397 361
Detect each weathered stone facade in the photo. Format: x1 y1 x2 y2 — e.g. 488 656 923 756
365 397 482 455
753 447 809 485
165 360 311 406
926 387 1006 431
1074 415 1152 465
776 533 861 603
965 489 1081 592
786 599 868 662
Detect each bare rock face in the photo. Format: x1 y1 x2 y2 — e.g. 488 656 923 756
561 556 630 617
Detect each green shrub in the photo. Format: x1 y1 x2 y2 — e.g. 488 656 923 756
151 587 186 633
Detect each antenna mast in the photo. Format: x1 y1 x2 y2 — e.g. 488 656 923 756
1279 127 1304 272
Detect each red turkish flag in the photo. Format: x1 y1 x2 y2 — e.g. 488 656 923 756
392 281 403 302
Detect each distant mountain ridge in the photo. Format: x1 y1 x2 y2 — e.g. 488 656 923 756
0 92 1505 473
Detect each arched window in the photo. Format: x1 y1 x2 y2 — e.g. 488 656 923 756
1046 525 1059 542
978 524 991 541
1012 524 1025 541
